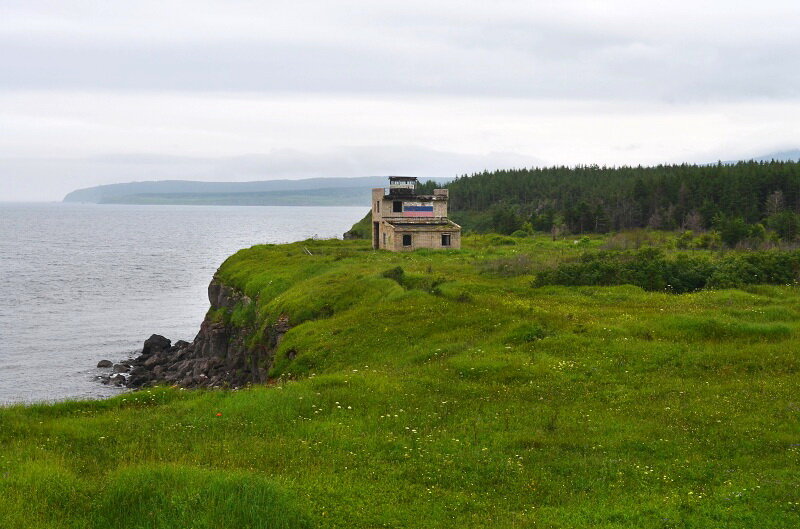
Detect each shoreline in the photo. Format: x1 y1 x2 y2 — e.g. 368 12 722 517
94 279 289 392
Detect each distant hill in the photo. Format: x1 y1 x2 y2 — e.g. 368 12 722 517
749 149 800 162
722 149 800 164
105 187 370 207
63 176 450 206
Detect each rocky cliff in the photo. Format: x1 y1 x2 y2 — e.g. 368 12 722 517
99 277 290 390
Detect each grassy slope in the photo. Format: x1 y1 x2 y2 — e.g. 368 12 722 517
1 235 799 528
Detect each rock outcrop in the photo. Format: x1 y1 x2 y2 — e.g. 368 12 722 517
98 278 288 390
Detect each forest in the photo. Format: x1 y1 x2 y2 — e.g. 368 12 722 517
414 160 800 246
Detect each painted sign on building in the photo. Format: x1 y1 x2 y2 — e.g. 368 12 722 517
403 202 434 217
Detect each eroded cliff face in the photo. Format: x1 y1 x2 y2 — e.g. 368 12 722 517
106 277 289 390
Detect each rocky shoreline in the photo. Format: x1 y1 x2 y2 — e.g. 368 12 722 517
96 278 290 391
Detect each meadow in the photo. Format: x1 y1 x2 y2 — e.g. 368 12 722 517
1 234 798 528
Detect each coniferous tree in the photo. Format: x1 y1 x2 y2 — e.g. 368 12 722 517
440 161 800 241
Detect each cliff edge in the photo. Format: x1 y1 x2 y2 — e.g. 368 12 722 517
121 278 290 389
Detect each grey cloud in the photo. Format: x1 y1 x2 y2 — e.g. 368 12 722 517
1 4 799 101
3 1 800 203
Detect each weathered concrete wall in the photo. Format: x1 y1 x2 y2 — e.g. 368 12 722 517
378 197 446 219
371 188 384 249
388 227 461 252
382 223 394 250
372 188 384 220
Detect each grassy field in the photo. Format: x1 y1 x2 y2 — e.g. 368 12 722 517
1 235 798 528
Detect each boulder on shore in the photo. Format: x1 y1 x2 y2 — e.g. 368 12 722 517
142 334 171 356
97 360 113 368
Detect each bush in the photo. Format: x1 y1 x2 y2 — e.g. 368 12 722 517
533 248 800 293
381 266 405 284
504 323 549 343
488 235 517 246
381 266 447 294
708 252 800 289
749 223 767 242
676 230 693 249
694 231 722 250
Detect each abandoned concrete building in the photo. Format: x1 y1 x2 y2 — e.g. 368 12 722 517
372 176 461 251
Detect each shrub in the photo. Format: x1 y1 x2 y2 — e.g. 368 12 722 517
381 266 448 294
504 323 549 343
381 266 405 285
749 223 767 242
676 230 693 249
694 231 722 250
708 252 800 289
533 248 800 293
488 235 517 246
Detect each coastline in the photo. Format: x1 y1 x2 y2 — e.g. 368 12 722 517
0 203 365 405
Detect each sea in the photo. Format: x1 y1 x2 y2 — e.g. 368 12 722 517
0 203 365 405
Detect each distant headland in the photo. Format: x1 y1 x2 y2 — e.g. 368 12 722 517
63 176 451 207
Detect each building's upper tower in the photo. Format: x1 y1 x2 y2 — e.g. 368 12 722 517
388 176 418 196
372 176 448 220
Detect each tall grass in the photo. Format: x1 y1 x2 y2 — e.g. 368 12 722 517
1 235 798 528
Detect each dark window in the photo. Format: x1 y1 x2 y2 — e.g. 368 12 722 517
441 233 451 246
393 201 403 213
402 234 412 246
376 201 380 212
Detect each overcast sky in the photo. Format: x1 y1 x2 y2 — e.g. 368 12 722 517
2 1 800 201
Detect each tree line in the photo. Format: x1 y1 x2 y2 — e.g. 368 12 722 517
424 161 800 244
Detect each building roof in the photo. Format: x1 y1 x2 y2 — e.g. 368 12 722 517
382 194 447 201
388 176 418 182
384 218 461 231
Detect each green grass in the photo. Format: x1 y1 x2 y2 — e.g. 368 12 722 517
1 235 799 528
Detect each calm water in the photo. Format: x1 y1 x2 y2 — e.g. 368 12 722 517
0 203 365 405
